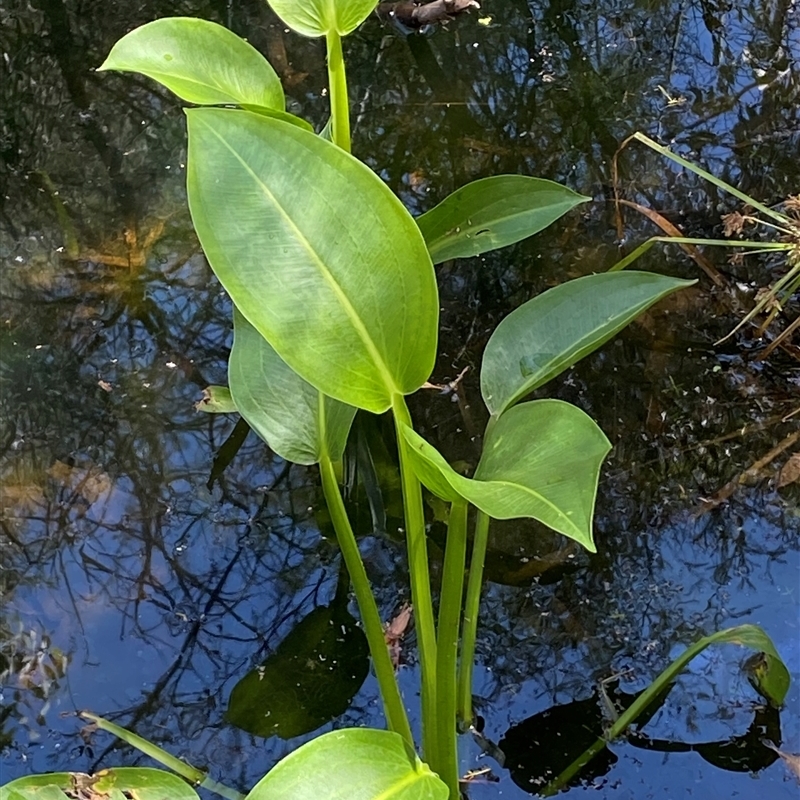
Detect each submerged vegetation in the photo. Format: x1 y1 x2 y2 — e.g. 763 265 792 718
1 1 797 798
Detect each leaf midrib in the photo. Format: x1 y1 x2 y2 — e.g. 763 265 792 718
197 112 397 398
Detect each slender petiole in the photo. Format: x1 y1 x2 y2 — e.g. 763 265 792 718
391 393 439 770
436 498 469 797
458 509 491 728
319 454 413 745
325 30 351 152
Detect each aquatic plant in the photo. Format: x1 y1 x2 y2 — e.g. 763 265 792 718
3 3 790 799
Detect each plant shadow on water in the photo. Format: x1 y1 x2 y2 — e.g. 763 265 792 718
1 0 798 797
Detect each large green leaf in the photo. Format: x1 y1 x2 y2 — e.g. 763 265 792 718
417 176 590 264
186 109 437 413
268 0 376 37
226 599 368 739
245 728 448 800
400 400 611 550
98 18 285 111
229 310 356 465
0 769 200 800
481 271 695 417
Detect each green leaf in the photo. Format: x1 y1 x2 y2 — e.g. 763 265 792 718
196 385 237 414
604 625 790 742
400 400 611 550
244 106 314 133
417 176 590 264
229 309 356 464
226 600 368 739
481 271 696 417
186 109 438 414
98 18 285 111
542 623 790 796
268 0 377 37
244 728 448 800
0 769 200 800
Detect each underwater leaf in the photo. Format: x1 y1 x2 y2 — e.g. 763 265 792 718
187 109 437 413
417 176 589 264
226 600 368 739
268 0 376 37
196 385 237 414
98 18 285 111
229 310 356 465
481 271 695 417
0 769 200 800
244 728 448 800
399 400 611 550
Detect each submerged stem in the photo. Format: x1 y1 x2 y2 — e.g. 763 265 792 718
325 30 351 152
319 455 413 745
458 509 491 728
391 393 439 769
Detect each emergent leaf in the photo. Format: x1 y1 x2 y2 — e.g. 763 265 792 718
482 271 695 417
98 18 285 111
0 769 200 800
400 400 611 550
268 0 377 37
417 176 590 264
229 309 356 465
244 728 448 800
186 109 437 413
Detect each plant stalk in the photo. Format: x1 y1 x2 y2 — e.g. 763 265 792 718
319 455 413 745
457 509 491 728
436 498 469 798
391 393 439 770
79 712 245 800
325 30 351 152
608 236 792 273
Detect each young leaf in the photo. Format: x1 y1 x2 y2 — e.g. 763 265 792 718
98 18 285 111
186 109 438 414
268 0 377 37
229 309 356 465
416 176 590 264
481 271 695 417
244 728 448 800
399 400 611 551
0 769 201 800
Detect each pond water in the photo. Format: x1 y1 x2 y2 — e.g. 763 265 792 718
1 1 799 797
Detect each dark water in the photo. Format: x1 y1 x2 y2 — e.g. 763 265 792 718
1 1 799 797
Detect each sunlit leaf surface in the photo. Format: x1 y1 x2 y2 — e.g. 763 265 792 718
98 18 285 110
186 109 437 413
481 271 695 417
244 729 448 800
268 0 377 37
0 768 200 800
417 176 589 263
400 400 611 550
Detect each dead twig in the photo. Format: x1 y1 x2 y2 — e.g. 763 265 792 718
694 429 800 515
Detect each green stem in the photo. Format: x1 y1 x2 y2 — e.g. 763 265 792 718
436 498 468 797
79 712 245 800
319 455 413 745
325 30 351 152
633 132 788 226
457 509 490 728
608 236 792 272
391 393 439 770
